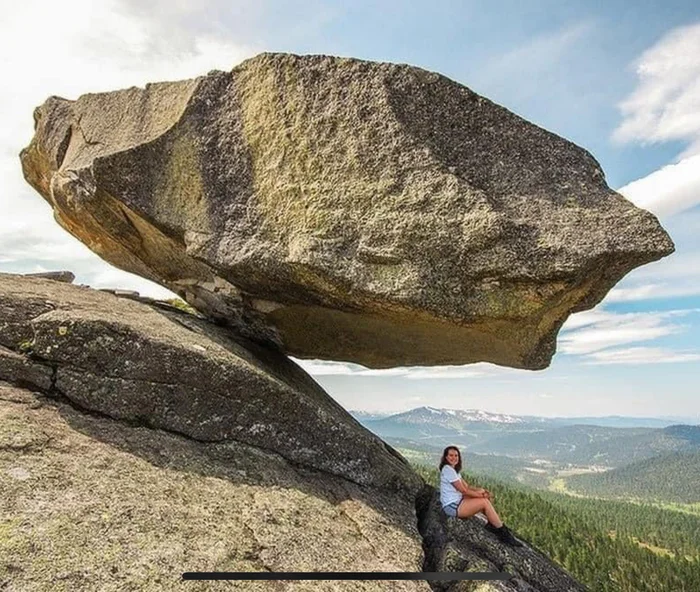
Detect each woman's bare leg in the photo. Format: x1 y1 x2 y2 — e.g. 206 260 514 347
457 498 503 527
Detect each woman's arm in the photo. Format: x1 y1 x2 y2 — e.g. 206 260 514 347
459 479 490 498
451 479 489 498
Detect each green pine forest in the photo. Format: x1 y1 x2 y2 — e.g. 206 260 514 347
414 464 700 591
566 452 700 504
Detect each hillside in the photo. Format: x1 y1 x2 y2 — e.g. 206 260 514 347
415 464 700 592
393 443 554 488
2 274 596 591
353 407 692 432
566 451 700 503
361 407 558 454
468 424 700 466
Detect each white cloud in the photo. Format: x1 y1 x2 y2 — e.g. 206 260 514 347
474 20 595 104
613 21 700 156
292 359 511 380
0 0 255 294
606 282 700 303
488 21 594 74
0 226 93 265
618 154 700 218
403 366 489 380
586 347 700 365
561 309 612 331
610 23 700 309
558 309 697 355
561 324 679 355
292 360 370 376
612 21 700 223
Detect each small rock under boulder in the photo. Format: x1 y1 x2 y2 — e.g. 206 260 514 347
23 270 75 283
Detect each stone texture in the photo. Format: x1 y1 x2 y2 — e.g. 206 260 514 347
0 276 587 590
23 270 75 283
0 273 418 492
0 345 54 391
0 384 588 591
20 52 674 370
0 383 429 591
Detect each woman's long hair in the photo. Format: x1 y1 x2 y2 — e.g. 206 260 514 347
439 446 462 473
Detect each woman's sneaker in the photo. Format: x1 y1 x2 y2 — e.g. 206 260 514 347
485 523 523 547
497 525 523 547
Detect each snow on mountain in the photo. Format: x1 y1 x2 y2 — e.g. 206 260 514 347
453 408 523 424
386 406 524 425
347 410 392 421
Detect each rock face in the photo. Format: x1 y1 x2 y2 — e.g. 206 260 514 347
1 382 583 592
0 273 417 491
0 382 428 592
21 52 674 370
418 490 586 592
0 275 585 590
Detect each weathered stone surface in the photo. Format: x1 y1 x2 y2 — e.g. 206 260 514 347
23 270 75 283
0 273 418 492
0 278 587 590
0 385 587 591
20 52 674 370
0 384 429 591
0 345 54 391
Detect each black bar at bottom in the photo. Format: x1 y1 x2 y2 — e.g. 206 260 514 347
182 572 512 581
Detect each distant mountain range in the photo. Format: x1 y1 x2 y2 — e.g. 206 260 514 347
349 406 698 429
353 407 523 447
351 406 700 468
347 410 391 422
468 424 700 466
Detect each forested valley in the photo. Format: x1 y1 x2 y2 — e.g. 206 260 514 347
414 464 700 591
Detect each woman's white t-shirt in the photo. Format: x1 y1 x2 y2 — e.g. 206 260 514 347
440 465 463 507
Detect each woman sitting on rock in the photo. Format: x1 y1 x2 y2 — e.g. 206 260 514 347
439 445 522 547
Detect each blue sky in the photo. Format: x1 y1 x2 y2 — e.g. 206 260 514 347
1 1 699 418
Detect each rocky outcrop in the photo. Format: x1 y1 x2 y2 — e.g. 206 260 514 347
23 271 75 283
0 273 417 491
20 52 674 370
0 382 428 592
418 488 585 591
1 380 583 592
12 51 664 589
0 274 586 590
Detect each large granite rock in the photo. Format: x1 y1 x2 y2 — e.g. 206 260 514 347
0 273 417 492
20 52 674 369
0 382 584 591
0 276 586 590
0 382 428 592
